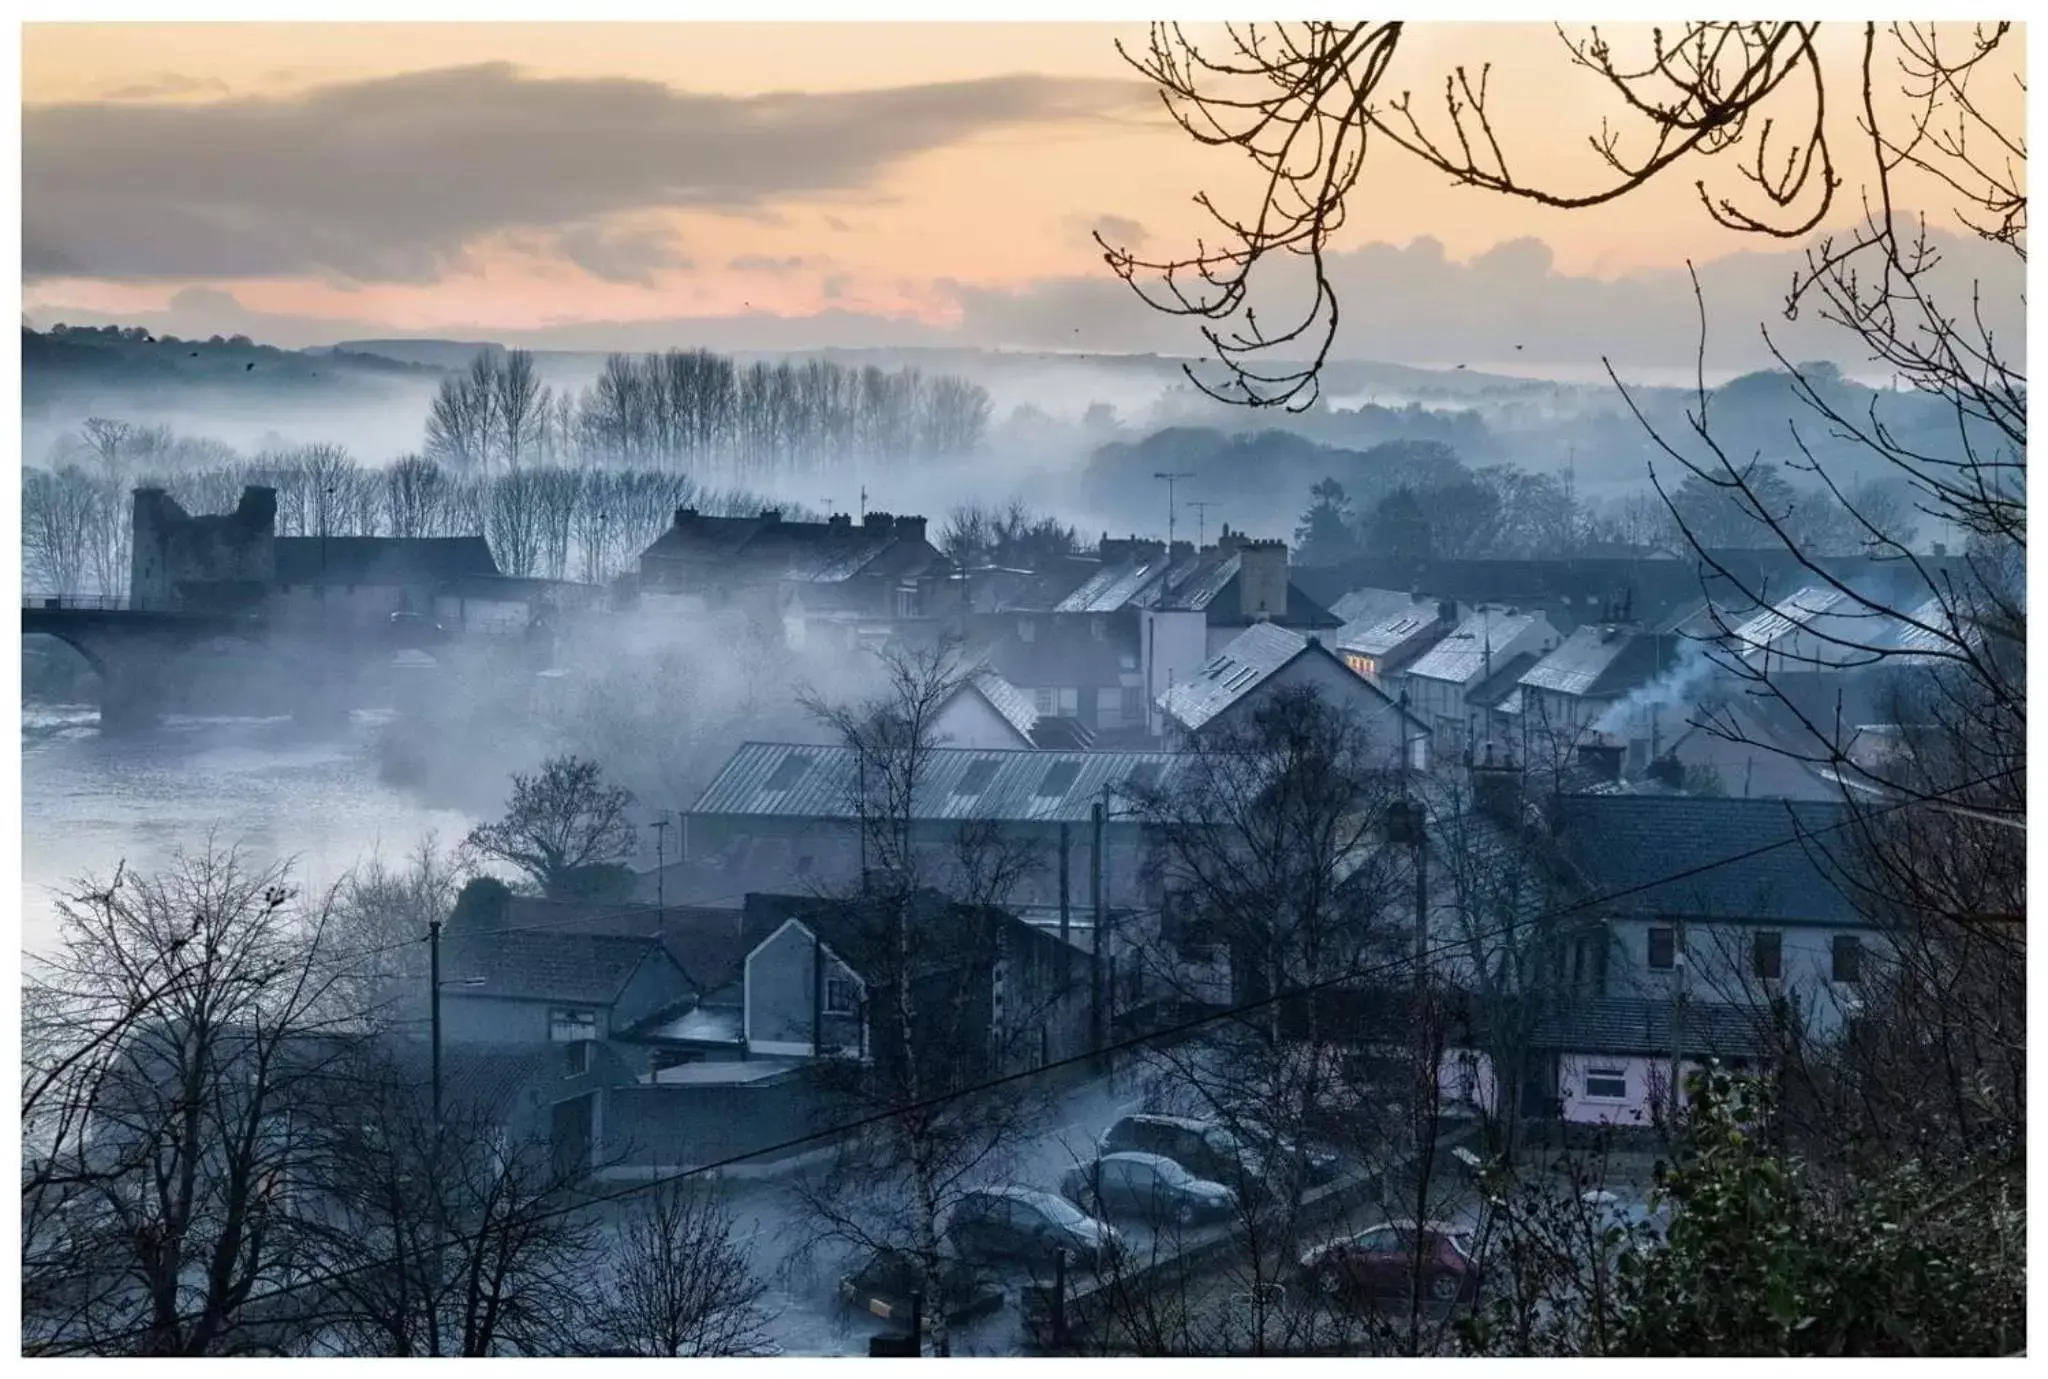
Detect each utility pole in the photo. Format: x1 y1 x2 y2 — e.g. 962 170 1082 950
1090 798 1106 1056
1669 919 1688 1125
652 817 670 925
859 486 869 522
428 914 445 1359
1058 822 1072 981
1186 501 1215 549
1152 471 1194 549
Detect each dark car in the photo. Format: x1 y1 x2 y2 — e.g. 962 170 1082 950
945 1187 1123 1272
1298 1220 1481 1308
1060 1151 1238 1229
1244 1130 1344 1189
1099 1115 1270 1200
838 1248 1004 1325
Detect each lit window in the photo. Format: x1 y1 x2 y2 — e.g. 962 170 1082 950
825 978 858 1015
1583 1068 1628 1101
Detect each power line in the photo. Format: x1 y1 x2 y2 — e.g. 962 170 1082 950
34 766 2019 1354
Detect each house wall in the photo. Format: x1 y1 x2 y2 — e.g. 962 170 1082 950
932 689 1030 750
1604 917 1873 1040
432 594 533 636
1142 608 1210 737
745 922 866 1056
440 995 562 1044
600 1077 834 1172
272 582 417 627
1556 1053 1710 1127
614 954 697 1032
1197 650 1417 767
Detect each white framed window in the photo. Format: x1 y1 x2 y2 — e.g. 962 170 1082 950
549 1008 598 1042
1583 1067 1628 1101
824 977 857 1016
1034 687 1056 714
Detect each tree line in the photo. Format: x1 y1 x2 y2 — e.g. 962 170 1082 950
425 347 992 480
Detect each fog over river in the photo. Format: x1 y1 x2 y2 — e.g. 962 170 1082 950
19 707 474 957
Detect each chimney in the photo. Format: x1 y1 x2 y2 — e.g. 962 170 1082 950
1576 737 1625 783
236 485 279 527
894 514 927 543
864 510 894 530
1214 524 1246 553
828 513 852 529
673 506 699 527
759 509 781 525
1469 747 1525 826
1237 538 1289 622
1436 599 1459 628
1646 753 1685 790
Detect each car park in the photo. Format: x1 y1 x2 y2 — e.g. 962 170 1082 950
945 1186 1124 1273
1099 1115 1271 1201
1297 1219 1482 1308
1060 1150 1238 1229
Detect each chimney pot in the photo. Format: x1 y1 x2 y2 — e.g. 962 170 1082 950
674 506 699 527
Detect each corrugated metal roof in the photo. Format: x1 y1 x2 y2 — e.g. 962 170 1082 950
690 741 1191 824
1403 609 1545 685
1157 622 1310 731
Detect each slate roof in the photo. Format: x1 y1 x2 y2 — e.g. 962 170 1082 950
1466 651 1542 712
1553 794 1862 924
440 929 675 1005
1057 556 1175 613
1328 587 1424 628
1520 626 1681 700
274 536 500 586
1525 997 1776 1060
1157 622 1311 732
1404 608 1549 686
691 741 1189 824
1333 605 1443 659
962 671 1040 745
640 512 942 587
1726 585 1851 657
1046 548 1339 628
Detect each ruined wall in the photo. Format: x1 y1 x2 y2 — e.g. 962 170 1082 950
129 485 277 610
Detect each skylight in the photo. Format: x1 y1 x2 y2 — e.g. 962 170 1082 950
762 755 811 791
955 759 1000 796
1036 760 1082 798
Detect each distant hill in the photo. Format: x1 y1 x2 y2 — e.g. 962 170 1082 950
329 338 506 369
24 324 439 396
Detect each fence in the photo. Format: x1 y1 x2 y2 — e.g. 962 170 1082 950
22 594 131 611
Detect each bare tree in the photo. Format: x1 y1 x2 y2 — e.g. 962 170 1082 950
21 845 352 1355
492 350 546 471
22 465 101 594
382 455 448 539
595 1179 776 1356
791 642 1061 1358
425 354 499 473
464 755 638 897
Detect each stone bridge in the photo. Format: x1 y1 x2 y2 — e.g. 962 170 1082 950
21 594 443 732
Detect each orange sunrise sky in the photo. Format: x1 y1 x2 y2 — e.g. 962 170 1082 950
21 21 2024 353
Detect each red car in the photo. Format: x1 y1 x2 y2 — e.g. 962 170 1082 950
1297 1220 1481 1308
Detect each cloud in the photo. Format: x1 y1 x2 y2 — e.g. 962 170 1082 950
24 63 1151 285
729 254 814 276
1080 213 1148 250
551 217 692 286
102 72 232 101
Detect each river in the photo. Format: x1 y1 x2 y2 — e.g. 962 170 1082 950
19 705 476 957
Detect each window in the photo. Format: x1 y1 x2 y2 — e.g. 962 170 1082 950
1036 760 1082 798
1647 927 1677 971
1832 935 1863 984
1121 686 1144 723
954 759 1000 797
824 977 858 1016
762 754 812 792
1583 1067 1628 1101
1034 687 1056 714
564 1040 592 1076
549 1008 598 1042
1753 931 1784 981
894 586 922 618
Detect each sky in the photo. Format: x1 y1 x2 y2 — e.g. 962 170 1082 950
20 21 2027 363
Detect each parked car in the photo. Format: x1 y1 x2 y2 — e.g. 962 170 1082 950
1099 1115 1270 1200
838 1248 1004 1325
1298 1220 1482 1308
1061 1151 1238 1228
1244 1129 1344 1188
945 1186 1123 1272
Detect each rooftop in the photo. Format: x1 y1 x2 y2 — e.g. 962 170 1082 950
1328 587 1426 628
1524 996 1775 1060
1553 793 1861 924
1519 625 1681 699
1403 608 1551 686
690 741 1189 824
274 535 500 586
440 928 674 1005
